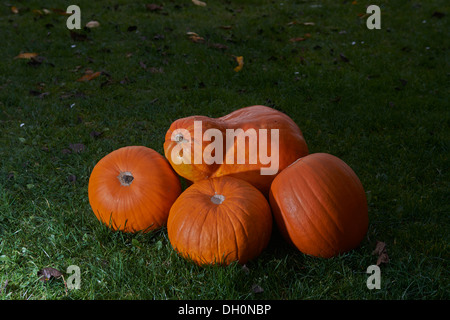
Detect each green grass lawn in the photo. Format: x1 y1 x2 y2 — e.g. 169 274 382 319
0 0 448 300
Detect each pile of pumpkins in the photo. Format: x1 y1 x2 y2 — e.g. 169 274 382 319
88 105 368 265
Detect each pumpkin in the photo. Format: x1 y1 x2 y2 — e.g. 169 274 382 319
164 105 308 196
269 153 368 258
167 176 272 265
88 146 181 233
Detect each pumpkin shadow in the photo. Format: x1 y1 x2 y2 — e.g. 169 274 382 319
258 220 304 263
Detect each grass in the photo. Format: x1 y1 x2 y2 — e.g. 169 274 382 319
0 0 448 300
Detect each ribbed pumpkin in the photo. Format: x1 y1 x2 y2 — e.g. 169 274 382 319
88 146 181 233
164 105 308 196
167 176 272 265
269 153 368 258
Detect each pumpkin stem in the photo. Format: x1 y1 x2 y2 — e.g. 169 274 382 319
211 194 225 204
175 133 184 143
117 171 134 186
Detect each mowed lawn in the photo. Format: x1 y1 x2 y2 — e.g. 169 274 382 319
0 0 448 300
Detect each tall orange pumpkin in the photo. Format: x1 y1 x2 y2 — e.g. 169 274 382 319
163 105 308 196
167 176 272 265
269 153 368 258
88 146 181 233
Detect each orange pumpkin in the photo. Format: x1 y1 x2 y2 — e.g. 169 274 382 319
269 153 368 258
164 105 308 196
167 176 272 265
88 146 181 233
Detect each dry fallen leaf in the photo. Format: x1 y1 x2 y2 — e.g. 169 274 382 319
146 4 164 11
69 143 86 153
192 0 207 7
372 241 389 266
289 37 306 42
139 61 147 70
77 71 102 82
251 284 264 294
209 43 228 50
234 56 244 72
14 53 39 60
372 241 386 255
51 8 70 15
149 67 164 74
37 267 63 282
68 174 77 183
90 130 103 139
86 21 100 28
187 32 205 43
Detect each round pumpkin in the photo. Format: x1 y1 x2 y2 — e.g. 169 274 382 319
88 146 181 233
164 105 308 196
167 176 272 265
269 153 368 258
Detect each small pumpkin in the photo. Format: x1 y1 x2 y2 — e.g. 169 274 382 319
88 146 181 233
269 153 368 258
167 176 272 265
164 105 308 196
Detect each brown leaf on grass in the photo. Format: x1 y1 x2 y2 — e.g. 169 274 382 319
146 4 163 11
77 71 102 82
377 252 390 266
372 241 386 255
90 130 103 139
149 67 164 74
14 52 38 59
51 8 70 15
192 0 207 7
86 21 100 28
234 56 244 72
372 241 389 266
288 21 315 26
289 37 306 42
251 284 264 294
68 174 77 183
357 12 369 18
69 143 86 153
139 61 147 70
187 32 205 43
37 267 63 282
190 35 205 43
209 43 228 50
